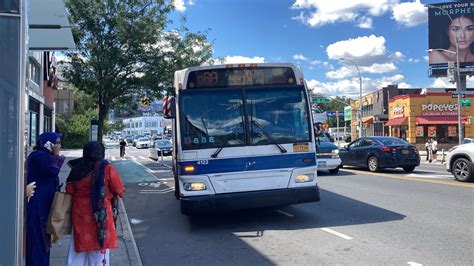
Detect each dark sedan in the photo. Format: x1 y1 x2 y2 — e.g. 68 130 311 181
339 137 420 172
149 139 173 160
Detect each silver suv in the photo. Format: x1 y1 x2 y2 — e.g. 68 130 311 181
446 143 474 182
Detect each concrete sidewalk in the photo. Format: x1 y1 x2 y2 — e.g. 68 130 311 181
50 151 142 266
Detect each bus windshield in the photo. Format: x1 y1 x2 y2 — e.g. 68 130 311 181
179 86 310 150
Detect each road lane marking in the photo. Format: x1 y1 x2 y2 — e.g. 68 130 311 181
341 169 474 188
320 228 353 240
111 156 116 161
139 188 175 194
139 156 147 160
275 209 294 217
406 173 452 179
407 262 423 266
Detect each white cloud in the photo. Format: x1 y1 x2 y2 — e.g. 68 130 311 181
361 63 397 73
408 58 420 64
392 0 427 27
188 0 194 6
293 54 307 61
326 66 353 79
326 63 397 79
220 55 265 64
306 74 412 98
430 78 455 88
174 0 186 12
326 35 386 65
310 60 322 65
423 55 429 62
358 17 373 29
392 51 404 60
291 0 397 28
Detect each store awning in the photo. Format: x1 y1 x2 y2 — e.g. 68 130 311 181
28 0 76 50
416 116 467 125
362 116 374 124
385 117 407 126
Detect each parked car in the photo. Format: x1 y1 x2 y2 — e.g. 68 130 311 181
316 134 341 174
125 135 134 144
135 137 150 149
149 139 173 160
462 138 473 144
132 135 145 146
339 137 420 172
446 143 474 182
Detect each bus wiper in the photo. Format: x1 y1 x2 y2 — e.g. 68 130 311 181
211 123 242 158
251 120 287 153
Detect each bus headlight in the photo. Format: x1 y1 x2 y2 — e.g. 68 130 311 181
183 182 207 191
295 174 314 183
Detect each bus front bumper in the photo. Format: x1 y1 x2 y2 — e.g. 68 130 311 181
180 185 320 215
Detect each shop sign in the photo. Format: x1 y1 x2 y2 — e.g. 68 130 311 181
421 103 458 116
393 105 404 118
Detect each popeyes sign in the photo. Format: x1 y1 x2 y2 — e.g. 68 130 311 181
393 105 404 118
421 103 458 116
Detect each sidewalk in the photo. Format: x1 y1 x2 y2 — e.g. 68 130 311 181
418 150 447 165
50 151 142 266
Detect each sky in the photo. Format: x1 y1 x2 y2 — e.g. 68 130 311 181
170 0 474 98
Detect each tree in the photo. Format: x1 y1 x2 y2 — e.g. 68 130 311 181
62 0 214 142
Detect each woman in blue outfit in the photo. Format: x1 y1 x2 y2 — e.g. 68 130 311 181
25 132 65 266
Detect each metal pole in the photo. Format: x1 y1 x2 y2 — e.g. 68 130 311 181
339 58 363 138
336 112 340 144
426 4 463 145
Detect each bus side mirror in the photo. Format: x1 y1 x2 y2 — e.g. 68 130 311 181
163 97 176 119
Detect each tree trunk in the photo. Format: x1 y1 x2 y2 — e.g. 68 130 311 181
97 94 109 143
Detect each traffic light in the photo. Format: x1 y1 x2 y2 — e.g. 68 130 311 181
141 97 150 107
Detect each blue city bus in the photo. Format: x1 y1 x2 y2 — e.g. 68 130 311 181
165 63 320 215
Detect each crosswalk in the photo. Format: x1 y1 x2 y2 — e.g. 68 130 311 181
61 150 156 163
108 155 149 161
408 170 454 180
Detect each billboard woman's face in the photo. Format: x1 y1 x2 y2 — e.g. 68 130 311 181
448 16 474 50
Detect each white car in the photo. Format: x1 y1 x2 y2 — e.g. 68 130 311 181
135 137 150 149
446 143 474 182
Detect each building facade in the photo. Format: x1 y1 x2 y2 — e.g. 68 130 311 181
386 93 474 149
54 88 75 118
122 114 166 136
25 51 59 149
0 0 74 263
350 85 422 139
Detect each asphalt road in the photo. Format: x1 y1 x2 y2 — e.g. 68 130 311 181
105 144 474 266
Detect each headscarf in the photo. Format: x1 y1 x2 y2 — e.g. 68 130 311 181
66 141 105 182
35 132 62 152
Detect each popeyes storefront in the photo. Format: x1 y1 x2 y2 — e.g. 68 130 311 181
386 93 474 147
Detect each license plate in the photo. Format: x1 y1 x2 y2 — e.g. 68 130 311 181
402 149 410 154
293 143 309 152
319 161 327 167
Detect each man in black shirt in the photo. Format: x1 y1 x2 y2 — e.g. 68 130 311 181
119 138 127 158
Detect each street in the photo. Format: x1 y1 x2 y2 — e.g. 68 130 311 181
97 142 474 266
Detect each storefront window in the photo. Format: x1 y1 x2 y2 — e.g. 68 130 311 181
416 125 460 144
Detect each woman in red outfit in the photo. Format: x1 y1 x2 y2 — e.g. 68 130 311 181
65 141 125 266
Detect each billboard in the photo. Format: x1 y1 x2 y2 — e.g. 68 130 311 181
428 2 474 77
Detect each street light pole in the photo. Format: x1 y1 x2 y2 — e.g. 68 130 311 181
339 58 363 138
426 4 464 145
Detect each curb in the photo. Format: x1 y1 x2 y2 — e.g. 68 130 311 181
118 198 143 266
